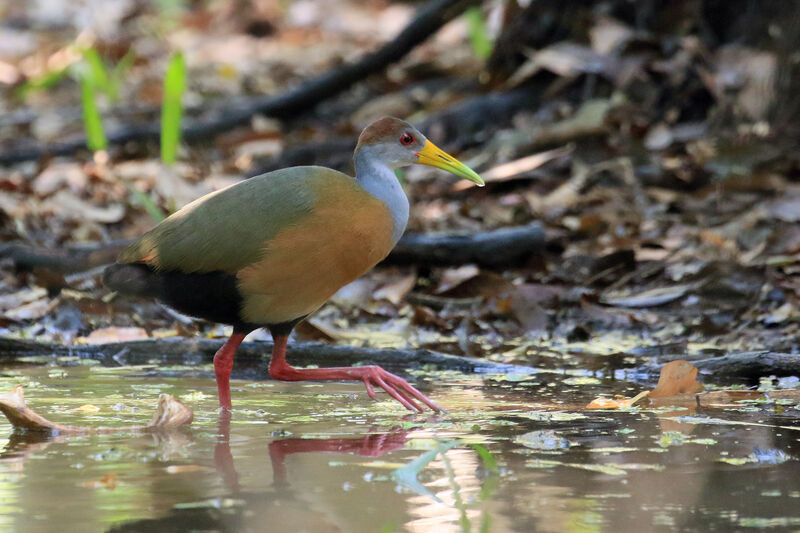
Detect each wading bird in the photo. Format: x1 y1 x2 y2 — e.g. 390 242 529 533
104 117 483 412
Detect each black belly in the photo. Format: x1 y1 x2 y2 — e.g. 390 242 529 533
103 263 255 331
103 263 304 336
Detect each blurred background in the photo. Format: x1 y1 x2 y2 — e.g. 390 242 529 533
0 0 798 361
1 3 800 533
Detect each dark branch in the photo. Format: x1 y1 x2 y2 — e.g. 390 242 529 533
0 337 533 380
383 222 545 268
0 223 546 278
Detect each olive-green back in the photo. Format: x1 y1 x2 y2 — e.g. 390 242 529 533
119 166 349 273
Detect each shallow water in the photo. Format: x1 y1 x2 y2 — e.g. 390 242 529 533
0 360 798 533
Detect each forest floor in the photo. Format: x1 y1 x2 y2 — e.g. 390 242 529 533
0 0 798 383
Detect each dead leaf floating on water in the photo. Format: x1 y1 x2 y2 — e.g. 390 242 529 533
586 359 704 409
650 360 705 398
83 474 118 490
586 390 650 410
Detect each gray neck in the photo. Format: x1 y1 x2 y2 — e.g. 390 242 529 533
354 147 409 244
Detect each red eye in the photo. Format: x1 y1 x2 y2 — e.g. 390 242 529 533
400 133 415 146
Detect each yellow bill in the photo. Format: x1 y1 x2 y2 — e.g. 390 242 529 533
416 140 484 186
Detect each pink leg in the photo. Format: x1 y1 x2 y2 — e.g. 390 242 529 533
213 333 246 410
268 335 442 413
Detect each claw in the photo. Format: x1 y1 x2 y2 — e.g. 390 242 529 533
360 367 441 413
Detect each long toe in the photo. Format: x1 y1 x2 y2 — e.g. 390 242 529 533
365 367 442 413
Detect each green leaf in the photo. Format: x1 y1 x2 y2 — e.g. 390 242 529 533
465 7 492 60
468 443 498 472
15 67 70 99
80 78 107 151
130 188 166 222
161 52 186 165
108 49 137 102
83 49 109 86
391 441 459 501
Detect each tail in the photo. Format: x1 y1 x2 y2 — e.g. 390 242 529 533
103 263 165 299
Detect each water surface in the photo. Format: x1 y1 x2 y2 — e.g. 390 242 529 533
0 360 798 532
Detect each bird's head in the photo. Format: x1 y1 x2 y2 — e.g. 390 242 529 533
355 117 484 186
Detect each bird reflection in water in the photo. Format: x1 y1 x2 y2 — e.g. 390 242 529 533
214 409 411 489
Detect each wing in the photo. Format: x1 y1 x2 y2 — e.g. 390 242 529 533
118 167 346 274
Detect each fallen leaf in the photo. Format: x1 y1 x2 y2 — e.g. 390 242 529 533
452 145 573 191
650 360 705 398
589 16 633 54
5 297 58 321
44 190 125 223
435 265 480 294
600 284 691 308
80 327 149 344
77 405 101 413
83 474 117 490
166 465 210 474
644 123 673 151
586 390 650 409
373 274 417 305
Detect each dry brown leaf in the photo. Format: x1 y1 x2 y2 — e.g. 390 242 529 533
649 360 705 398
589 16 633 54
83 474 118 490
33 161 87 196
45 190 125 223
435 265 480 294
166 465 211 474
586 390 650 409
452 145 573 191
373 273 417 305
80 327 149 345
5 297 58 321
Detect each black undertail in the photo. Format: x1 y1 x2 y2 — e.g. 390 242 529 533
103 263 258 332
103 263 307 336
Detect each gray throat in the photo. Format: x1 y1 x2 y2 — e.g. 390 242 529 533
354 149 410 244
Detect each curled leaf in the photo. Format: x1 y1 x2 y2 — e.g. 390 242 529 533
586 390 650 410
650 360 705 398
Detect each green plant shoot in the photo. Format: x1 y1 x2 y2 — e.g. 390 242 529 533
161 52 186 165
80 76 107 152
465 7 492 60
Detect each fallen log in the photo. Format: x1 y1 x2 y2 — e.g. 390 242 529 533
0 223 546 278
635 351 800 381
0 337 535 381
383 222 545 268
0 0 477 165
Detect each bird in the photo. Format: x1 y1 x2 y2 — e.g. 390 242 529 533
103 117 484 413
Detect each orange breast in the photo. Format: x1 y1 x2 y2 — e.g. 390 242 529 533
236 179 395 325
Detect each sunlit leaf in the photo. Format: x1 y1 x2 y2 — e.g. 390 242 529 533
80 78 107 151
465 7 492 60
82 48 110 96
391 440 459 501
469 443 498 472
161 52 186 165
130 188 166 222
